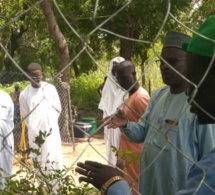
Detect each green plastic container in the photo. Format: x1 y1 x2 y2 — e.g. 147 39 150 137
81 117 97 134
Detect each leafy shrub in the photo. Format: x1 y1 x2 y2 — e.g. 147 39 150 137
0 130 99 195
70 71 104 111
1 166 99 195
0 81 30 95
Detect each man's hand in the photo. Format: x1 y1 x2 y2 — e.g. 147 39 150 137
75 161 123 190
116 159 124 170
103 110 128 129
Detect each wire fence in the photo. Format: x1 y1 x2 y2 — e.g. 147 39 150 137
0 0 214 194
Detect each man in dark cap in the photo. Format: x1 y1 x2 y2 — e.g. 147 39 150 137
75 30 215 195
19 62 63 174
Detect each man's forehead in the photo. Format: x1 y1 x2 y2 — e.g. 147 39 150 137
29 70 42 74
116 60 135 74
116 65 130 75
161 47 184 54
161 49 186 62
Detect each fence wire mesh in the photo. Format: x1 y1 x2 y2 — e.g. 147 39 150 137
0 0 214 194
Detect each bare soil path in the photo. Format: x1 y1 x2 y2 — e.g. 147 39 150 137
62 130 106 168
13 130 106 174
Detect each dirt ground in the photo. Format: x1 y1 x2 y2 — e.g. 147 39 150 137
62 130 107 168
13 129 107 174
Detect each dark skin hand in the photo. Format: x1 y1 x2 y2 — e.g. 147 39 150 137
75 161 124 190
103 109 128 129
76 112 129 191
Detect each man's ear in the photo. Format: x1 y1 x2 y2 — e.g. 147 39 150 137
132 71 136 77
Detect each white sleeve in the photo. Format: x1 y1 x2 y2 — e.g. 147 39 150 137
7 95 14 150
7 95 14 131
19 92 30 127
52 86 62 115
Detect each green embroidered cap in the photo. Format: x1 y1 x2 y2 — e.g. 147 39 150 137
182 15 215 58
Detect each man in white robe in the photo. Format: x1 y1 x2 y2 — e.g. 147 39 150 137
19 62 63 173
98 57 126 165
0 90 14 189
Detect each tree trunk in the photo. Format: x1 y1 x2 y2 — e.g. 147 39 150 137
120 39 133 60
72 61 80 77
140 50 148 86
119 27 140 60
40 0 70 83
4 3 28 72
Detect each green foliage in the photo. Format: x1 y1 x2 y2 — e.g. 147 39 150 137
111 146 140 168
0 0 60 73
91 0 194 59
70 71 103 111
144 45 164 95
191 0 215 27
78 52 98 73
1 165 99 195
0 0 196 74
0 129 99 194
0 81 30 95
70 57 164 112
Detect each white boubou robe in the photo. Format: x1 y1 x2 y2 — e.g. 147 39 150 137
98 57 127 166
19 82 63 172
0 90 14 189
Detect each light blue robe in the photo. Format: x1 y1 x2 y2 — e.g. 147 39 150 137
120 86 215 195
177 147 215 195
108 150 215 195
108 180 132 195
